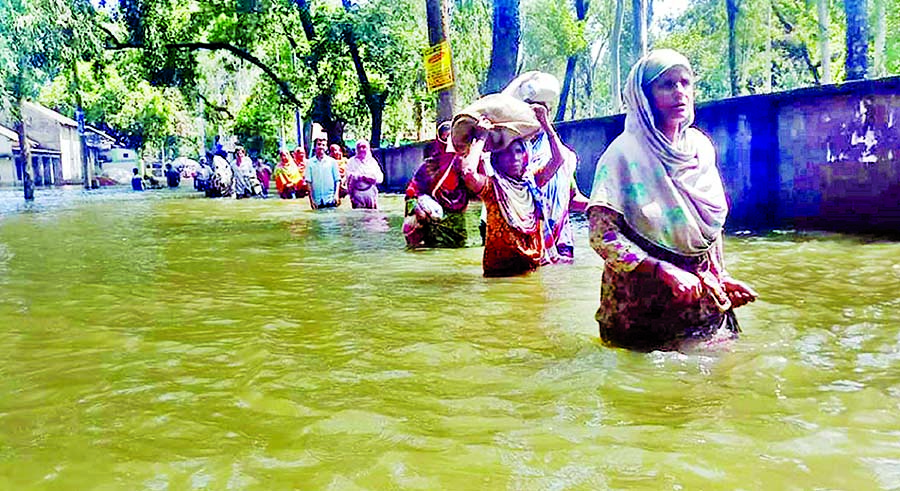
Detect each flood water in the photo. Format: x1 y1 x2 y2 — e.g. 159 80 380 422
1 186 900 490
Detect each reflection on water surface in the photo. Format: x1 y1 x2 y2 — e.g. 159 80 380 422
1 187 899 490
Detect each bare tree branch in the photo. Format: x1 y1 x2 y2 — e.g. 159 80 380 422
100 28 306 108
197 92 235 119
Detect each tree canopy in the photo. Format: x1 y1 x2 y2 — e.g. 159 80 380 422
3 0 899 162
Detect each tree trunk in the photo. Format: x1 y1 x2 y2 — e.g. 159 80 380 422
726 0 741 96
873 0 885 77
426 0 455 125
71 60 92 189
294 0 316 41
369 103 383 151
483 0 520 94
631 0 647 63
818 0 831 84
610 0 625 112
556 0 588 121
294 0 340 147
844 0 868 80
341 0 387 148
16 99 34 201
556 57 577 122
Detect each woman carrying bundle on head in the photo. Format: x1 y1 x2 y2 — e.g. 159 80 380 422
455 93 568 277
403 121 472 249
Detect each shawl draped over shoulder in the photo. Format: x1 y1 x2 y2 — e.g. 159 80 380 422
588 49 728 256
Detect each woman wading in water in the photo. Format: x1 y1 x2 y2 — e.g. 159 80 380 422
588 49 758 351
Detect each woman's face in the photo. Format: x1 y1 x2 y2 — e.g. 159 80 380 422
648 65 694 131
356 142 369 157
493 139 528 179
329 144 343 159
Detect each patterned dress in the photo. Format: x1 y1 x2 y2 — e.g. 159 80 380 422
588 207 738 351
404 155 471 248
480 178 543 277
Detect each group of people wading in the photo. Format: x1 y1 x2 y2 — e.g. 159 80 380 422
194 134 383 210
270 137 383 210
405 50 758 352
183 49 756 353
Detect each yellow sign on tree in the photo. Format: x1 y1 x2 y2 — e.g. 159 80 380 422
423 41 454 92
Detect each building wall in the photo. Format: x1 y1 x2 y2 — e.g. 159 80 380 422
374 141 431 193
0 137 13 185
22 104 83 184
59 125 83 182
22 106 63 152
376 76 900 237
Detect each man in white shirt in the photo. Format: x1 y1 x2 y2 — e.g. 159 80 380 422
305 138 342 209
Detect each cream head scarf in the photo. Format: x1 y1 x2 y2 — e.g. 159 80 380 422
588 49 728 255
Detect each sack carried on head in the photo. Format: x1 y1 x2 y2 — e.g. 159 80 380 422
450 93 541 153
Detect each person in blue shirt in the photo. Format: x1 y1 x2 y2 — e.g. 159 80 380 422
305 138 342 209
131 168 145 191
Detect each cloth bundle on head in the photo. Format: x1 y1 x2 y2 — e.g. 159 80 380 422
450 93 541 153
501 71 561 114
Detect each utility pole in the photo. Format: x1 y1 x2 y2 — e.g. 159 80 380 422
288 50 304 150
71 58 92 189
632 0 648 62
425 0 455 126
17 95 34 201
198 94 206 157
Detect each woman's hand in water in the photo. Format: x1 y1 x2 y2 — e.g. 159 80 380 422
655 260 703 304
722 277 758 308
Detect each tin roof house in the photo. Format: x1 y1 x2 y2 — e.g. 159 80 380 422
0 102 118 187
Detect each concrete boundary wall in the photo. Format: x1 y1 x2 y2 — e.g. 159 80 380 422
376 76 900 236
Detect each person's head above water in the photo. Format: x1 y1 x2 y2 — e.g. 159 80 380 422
490 137 529 180
329 143 343 160
625 48 695 142
313 138 327 158
355 139 370 159
437 121 451 143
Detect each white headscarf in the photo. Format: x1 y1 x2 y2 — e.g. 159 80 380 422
346 139 383 186
588 49 728 255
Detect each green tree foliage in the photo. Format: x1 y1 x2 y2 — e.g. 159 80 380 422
448 0 492 108
233 77 284 157
0 0 78 116
521 0 587 78
11 0 900 166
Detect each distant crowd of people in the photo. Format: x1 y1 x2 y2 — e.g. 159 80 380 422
134 136 384 211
